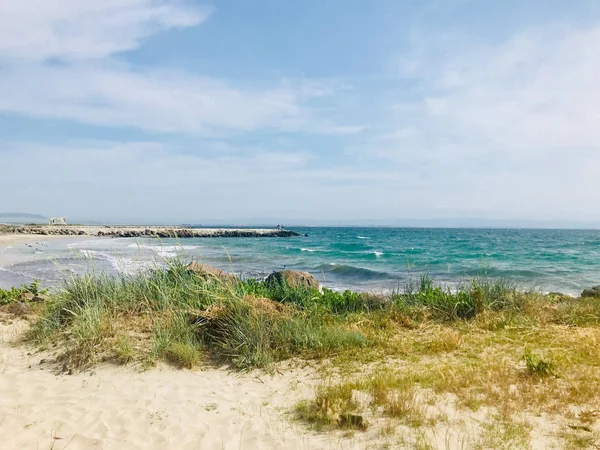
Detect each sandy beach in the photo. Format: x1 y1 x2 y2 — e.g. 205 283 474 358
0 234 74 247
0 319 375 450
1 314 588 450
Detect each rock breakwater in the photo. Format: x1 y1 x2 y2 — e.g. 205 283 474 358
4 225 301 238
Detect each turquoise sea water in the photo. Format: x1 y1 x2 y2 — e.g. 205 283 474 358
1 227 600 295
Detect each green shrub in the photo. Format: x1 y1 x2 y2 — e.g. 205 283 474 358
0 279 47 305
238 279 385 314
392 274 520 321
523 348 556 377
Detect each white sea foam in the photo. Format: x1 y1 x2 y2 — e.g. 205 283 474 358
357 236 370 240
301 248 317 253
67 239 114 249
359 250 384 257
126 244 200 258
78 250 158 276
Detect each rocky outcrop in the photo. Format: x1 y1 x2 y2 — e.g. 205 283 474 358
8 226 301 238
186 262 238 283
265 270 319 290
581 286 600 298
17 292 46 302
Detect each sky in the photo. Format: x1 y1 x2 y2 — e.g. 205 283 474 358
1 0 600 226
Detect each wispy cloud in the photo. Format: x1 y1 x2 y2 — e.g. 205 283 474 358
0 1 355 136
0 140 393 222
0 0 210 61
389 25 600 158
0 64 315 134
362 24 600 220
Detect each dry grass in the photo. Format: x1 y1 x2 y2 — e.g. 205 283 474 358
296 368 433 431
475 413 533 450
296 307 600 449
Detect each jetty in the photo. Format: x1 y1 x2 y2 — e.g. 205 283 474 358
2 225 301 238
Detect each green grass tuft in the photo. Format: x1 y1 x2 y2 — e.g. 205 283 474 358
523 347 556 377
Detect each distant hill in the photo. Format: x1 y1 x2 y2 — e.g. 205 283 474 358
0 212 48 223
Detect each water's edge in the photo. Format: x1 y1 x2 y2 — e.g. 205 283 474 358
1 227 599 295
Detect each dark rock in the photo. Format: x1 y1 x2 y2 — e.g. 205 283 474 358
186 262 238 283
18 292 36 302
265 270 319 290
18 292 46 302
581 286 600 298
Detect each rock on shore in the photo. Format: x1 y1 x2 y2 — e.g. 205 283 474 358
4 225 301 239
266 270 320 289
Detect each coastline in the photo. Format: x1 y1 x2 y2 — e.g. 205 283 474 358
0 234 78 247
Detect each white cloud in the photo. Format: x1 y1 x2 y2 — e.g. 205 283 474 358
391 25 600 158
2 134 598 223
0 0 209 61
369 24 600 220
0 1 352 135
0 141 396 222
0 63 311 133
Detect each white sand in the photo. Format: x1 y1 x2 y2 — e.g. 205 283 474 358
0 318 572 449
0 234 73 247
0 319 378 450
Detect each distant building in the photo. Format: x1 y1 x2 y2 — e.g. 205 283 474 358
49 217 67 225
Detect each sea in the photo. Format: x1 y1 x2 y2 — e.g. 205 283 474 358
1 227 599 296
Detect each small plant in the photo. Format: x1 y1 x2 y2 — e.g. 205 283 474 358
523 348 556 377
0 279 47 305
113 335 134 364
165 342 201 369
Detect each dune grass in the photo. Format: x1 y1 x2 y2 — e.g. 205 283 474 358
26 261 372 370
25 263 600 372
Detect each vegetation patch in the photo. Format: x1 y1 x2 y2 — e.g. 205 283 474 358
15 261 600 448
0 279 46 305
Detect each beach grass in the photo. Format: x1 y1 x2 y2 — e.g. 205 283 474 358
13 261 600 448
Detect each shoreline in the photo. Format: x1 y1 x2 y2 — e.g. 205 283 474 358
2 225 302 238
0 234 78 247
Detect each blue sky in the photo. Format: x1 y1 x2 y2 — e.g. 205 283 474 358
1 0 600 225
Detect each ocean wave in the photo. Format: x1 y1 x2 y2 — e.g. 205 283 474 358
314 263 392 281
67 240 97 249
77 250 159 276
285 246 322 254
357 236 371 240
355 250 386 259
127 243 200 258
329 242 372 252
